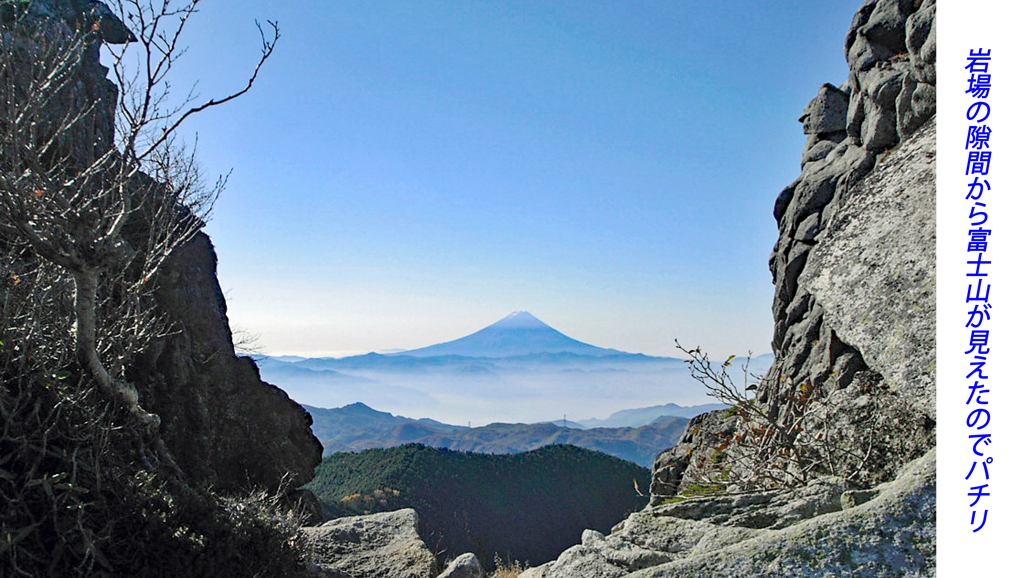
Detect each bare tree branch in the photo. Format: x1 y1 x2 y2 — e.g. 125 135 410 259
676 342 878 490
0 0 278 478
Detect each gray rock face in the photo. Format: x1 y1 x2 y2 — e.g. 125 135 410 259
437 553 485 578
300 509 487 578
802 118 936 420
845 0 916 73
652 0 936 498
302 509 439 578
523 451 935 578
906 0 936 85
800 84 849 136
649 410 741 506
651 475 849 531
649 0 938 502
756 0 936 483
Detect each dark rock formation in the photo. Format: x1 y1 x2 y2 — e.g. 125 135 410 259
2 0 125 165
1 0 132 43
9 0 321 495
2 2 322 576
130 232 323 492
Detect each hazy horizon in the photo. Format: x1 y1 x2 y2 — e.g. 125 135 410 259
254 310 773 425
258 309 775 359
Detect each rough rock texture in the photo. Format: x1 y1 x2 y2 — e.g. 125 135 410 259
802 118 936 419
1 0 127 164
649 410 742 505
130 232 323 493
96 5 321 494
522 450 934 578
303 563 355 578
760 0 936 484
302 509 439 578
1 0 132 42
437 553 485 578
300 509 486 578
768 0 936 407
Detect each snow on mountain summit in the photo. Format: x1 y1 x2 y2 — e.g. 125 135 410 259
490 311 550 329
399 312 623 358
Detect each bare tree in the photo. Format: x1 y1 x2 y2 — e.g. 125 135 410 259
0 0 277 471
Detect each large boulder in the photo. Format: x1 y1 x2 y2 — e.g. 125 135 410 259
302 509 439 578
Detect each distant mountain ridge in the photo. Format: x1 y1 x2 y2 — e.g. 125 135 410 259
577 402 729 429
278 349 678 376
259 312 773 425
304 402 705 467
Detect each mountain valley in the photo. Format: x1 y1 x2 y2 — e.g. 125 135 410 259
304 401 726 467
307 444 650 571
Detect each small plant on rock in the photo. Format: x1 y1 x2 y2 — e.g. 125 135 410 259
676 343 878 491
490 556 527 578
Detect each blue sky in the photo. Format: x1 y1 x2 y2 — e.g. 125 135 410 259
157 1 865 358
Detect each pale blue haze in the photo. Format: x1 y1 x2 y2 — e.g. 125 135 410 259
147 1 866 359
255 311 775 425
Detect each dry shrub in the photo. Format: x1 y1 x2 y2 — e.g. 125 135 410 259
677 344 931 491
490 556 527 578
1 250 309 577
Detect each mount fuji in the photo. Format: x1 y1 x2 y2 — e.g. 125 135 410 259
257 312 771 425
398 311 624 358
